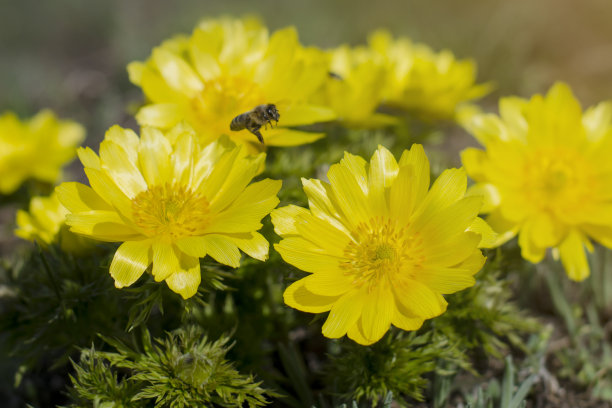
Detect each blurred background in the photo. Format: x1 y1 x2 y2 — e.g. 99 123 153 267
1 0 611 147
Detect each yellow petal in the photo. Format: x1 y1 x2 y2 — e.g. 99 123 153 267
327 162 370 227
303 272 353 297
465 183 501 214
110 240 152 288
199 234 241 267
391 309 424 332
582 224 612 249
302 178 351 235
423 232 481 267
467 217 498 248
368 145 399 216
461 148 488 181
283 278 339 313
412 196 482 245
198 147 242 207
84 167 134 218
393 278 447 319
140 65 186 103
152 241 180 282
104 126 140 165
261 128 325 147
322 288 366 339
486 209 520 246
171 131 198 186
138 127 173 187
66 211 141 242
152 47 203 97
398 144 430 208
412 168 467 221
531 212 567 248
295 212 351 257
360 282 394 344
77 147 101 169
189 36 221 81
518 219 546 263
583 101 612 143
99 140 147 199
206 179 281 234
415 266 476 294
136 103 183 129
389 165 415 226
559 230 590 281
274 237 343 274
279 104 336 127
340 152 368 192
175 236 208 258
165 254 201 299
127 61 145 85
207 153 265 215
225 231 269 261
347 319 374 345
455 250 487 274
56 182 113 213
271 205 310 236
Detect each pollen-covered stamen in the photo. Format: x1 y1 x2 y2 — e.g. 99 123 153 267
131 183 210 239
341 217 425 290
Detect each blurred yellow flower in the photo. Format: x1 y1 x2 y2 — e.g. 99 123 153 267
272 145 493 345
461 82 612 281
56 124 281 299
15 192 91 253
368 30 491 121
0 110 85 194
312 45 396 128
128 17 335 151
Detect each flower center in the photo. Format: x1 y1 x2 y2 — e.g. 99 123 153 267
341 217 424 290
522 148 596 214
191 76 266 140
131 183 210 239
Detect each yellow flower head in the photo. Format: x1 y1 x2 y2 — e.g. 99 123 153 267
15 192 91 253
368 30 491 121
0 110 85 194
461 82 612 281
312 45 396 128
56 124 281 299
128 17 335 151
272 145 493 345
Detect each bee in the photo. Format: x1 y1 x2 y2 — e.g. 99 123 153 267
328 71 343 80
229 104 280 144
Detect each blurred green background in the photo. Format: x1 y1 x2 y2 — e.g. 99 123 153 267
1 0 611 144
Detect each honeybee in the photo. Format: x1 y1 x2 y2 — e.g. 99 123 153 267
229 104 280 144
328 71 343 80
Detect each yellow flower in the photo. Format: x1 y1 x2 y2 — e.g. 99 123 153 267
128 17 335 151
461 82 612 281
312 45 396 128
368 30 491 121
56 124 281 299
271 145 493 345
15 192 91 253
0 110 85 194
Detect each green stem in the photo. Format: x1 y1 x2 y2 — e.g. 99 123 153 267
38 245 64 310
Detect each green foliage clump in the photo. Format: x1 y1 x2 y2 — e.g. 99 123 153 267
463 356 536 408
68 326 272 408
435 250 540 359
545 247 612 400
325 329 468 406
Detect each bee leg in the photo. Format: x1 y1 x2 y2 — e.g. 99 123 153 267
248 124 265 144
253 129 264 144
